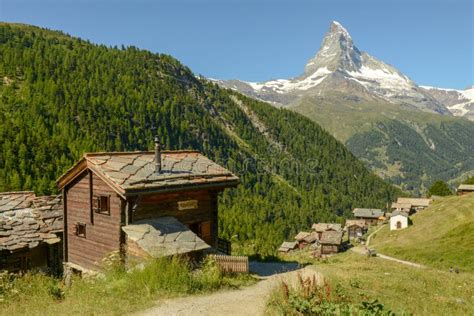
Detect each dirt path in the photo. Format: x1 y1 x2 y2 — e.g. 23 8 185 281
351 225 426 269
366 224 385 247
137 263 321 316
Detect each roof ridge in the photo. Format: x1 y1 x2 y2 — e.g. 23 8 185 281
84 150 200 157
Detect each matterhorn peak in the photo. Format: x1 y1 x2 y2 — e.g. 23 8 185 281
304 21 361 75
329 21 352 40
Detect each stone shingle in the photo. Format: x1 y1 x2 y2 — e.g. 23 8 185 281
122 217 210 257
0 192 62 252
83 151 239 193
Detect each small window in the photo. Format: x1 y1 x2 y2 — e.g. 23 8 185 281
93 195 110 215
75 223 86 238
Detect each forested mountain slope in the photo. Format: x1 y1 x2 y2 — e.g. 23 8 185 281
0 23 399 255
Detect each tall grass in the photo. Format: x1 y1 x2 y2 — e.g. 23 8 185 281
266 273 394 316
0 256 255 315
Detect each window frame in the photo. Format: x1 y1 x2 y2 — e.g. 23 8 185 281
75 222 87 238
93 194 111 215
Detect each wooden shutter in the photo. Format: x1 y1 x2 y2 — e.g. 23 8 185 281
200 221 212 244
100 196 110 214
92 196 100 212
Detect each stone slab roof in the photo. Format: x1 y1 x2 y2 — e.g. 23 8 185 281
344 219 366 228
303 232 319 243
294 231 310 241
353 208 384 219
122 217 211 257
57 151 239 195
390 202 412 210
320 230 343 245
458 184 474 191
311 223 342 232
396 198 431 207
278 241 298 252
0 192 62 252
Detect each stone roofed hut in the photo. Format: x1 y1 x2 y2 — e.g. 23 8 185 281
311 223 342 239
319 230 343 254
0 192 63 273
344 219 367 240
56 148 239 272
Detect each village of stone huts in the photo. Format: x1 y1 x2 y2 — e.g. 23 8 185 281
278 197 434 257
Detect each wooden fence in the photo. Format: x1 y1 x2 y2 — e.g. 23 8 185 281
210 254 249 274
217 238 231 255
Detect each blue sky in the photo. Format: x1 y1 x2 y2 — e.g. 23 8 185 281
1 0 472 89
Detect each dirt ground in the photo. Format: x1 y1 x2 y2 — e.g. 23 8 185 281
137 262 320 316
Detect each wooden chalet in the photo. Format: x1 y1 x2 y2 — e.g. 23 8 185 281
0 192 62 274
320 230 343 254
457 184 474 196
352 208 384 225
396 198 431 212
56 140 239 272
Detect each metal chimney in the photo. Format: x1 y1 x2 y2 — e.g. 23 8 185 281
154 135 162 174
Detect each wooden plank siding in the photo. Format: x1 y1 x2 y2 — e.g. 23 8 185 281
210 254 249 274
65 171 123 270
321 245 339 254
133 189 219 246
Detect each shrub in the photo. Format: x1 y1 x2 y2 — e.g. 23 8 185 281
428 180 452 197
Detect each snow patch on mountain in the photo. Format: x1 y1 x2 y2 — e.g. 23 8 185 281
422 86 474 118
246 67 332 93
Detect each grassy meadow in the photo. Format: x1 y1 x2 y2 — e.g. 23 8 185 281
370 193 474 272
269 252 474 315
0 257 255 315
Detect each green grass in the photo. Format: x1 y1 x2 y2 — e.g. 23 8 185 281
308 252 474 315
370 194 474 271
0 256 256 315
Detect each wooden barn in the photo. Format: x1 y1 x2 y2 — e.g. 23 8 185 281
396 198 431 212
320 230 343 254
457 184 474 196
56 140 239 272
344 219 366 240
0 192 62 274
352 208 384 226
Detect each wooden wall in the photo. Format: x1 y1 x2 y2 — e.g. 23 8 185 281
65 171 123 270
133 189 218 246
321 244 339 254
0 245 49 273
